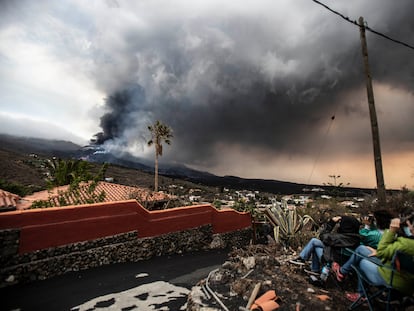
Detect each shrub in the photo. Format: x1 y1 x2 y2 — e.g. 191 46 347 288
264 200 316 248
0 179 32 196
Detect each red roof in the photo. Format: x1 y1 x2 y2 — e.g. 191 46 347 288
16 182 175 209
0 189 20 210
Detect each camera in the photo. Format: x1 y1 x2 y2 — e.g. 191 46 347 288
401 213 414 224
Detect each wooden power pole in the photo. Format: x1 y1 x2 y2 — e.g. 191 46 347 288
358 16 386 206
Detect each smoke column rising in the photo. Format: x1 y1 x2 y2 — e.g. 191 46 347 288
75 0 414 186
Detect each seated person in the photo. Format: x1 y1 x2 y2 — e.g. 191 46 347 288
332 209 393 281
337 217 414 302
401 210 414 238
359 212 382 248
290 215 360 273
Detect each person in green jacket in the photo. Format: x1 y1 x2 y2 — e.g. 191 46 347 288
344 217 414 302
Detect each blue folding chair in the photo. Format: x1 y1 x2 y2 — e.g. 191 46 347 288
348 250 414 311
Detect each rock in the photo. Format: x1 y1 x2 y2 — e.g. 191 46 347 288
222 261 234 270
211 271 224 283
231 278 254 295
242 257 256 270
210 236 224 249
135 273 149 278
5 275 15 283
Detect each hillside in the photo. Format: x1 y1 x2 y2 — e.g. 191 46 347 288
0 148 47 194
0 147 212 195
0 134 376 197
0 135 219 197
0 134 80 157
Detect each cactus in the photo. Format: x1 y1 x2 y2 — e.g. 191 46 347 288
264 199 315 246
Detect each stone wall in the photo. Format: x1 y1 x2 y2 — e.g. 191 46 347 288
0 229 19 259
0 225 252 288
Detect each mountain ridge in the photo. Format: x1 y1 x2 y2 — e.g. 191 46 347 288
0 134 375 195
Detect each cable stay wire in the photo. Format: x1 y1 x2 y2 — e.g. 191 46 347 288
307 88 343 185
307 114 336 185
312 0 414 50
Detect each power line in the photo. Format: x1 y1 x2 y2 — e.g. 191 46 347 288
312 0 414 50
307 114 336 185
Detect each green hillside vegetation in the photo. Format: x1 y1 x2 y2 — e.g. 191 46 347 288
0 145 217 199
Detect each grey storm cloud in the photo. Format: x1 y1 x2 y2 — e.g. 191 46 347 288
90 0 414 167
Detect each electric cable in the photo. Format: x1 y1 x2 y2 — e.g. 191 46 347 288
307 114 335 185
311 0 414 51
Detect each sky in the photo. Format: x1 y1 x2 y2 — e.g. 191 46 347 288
0 0 413 190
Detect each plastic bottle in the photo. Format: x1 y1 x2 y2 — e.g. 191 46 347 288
320 264 331 282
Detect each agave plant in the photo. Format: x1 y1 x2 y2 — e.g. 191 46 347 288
264 199 315 246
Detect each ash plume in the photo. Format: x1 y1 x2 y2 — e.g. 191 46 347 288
2 0 413 188
89 0 414 171
92 85 147 146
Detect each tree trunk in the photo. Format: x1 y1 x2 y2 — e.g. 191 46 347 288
154 153 159 192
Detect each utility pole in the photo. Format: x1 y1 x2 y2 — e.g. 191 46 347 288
358 16 386 206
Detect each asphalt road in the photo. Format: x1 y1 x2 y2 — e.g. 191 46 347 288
0 249 230 311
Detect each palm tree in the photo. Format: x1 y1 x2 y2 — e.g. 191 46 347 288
45 158 107 187
147 120 173 192
45 158 92 186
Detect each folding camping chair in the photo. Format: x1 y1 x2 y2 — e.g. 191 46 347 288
348 250 414 311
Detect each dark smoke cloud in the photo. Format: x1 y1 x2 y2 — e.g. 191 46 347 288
92 85 146 145
91 0 414 173
2 0 413 187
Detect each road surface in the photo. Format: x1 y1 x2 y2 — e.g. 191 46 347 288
1 249 229 311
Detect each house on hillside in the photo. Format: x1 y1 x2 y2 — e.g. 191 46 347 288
0 190 20 212
0 181 176 211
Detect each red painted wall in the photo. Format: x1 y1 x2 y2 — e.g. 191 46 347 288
0 200 251 253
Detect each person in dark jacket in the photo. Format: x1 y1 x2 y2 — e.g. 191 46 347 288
290 215 360 273
321 215 361 264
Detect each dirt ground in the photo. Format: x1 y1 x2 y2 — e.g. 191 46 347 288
188 244 377 311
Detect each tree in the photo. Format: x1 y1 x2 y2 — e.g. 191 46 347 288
323 174 350 197
147 120 173 192
45 158 108 189
32 159 108 209
45 158 93 187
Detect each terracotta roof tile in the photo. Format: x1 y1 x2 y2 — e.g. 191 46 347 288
18 182 175 209
0 189 20 211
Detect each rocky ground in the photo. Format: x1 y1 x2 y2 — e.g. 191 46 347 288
187 244 371 311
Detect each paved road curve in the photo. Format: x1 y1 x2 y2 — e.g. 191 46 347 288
1 249 229 311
